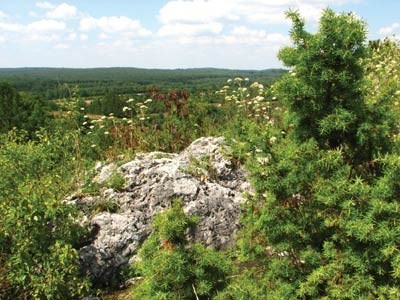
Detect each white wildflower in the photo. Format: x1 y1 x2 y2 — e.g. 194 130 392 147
250 82 259 89
256 157 269 165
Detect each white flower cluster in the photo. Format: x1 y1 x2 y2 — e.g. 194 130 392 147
221 78 280 122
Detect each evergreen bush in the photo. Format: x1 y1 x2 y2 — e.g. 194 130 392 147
131 200 232 300
234 9 400 299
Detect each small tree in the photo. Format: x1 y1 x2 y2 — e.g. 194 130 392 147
131 200 232 300
237 9 400 299
276 9 397 165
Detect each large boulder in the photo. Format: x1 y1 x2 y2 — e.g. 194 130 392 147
75 137 251 286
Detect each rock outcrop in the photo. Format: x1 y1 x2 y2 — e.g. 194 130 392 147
74 137 251 286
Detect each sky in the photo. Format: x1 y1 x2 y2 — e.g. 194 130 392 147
0 0 399 69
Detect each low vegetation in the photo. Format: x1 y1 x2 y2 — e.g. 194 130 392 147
131 200 232 300
0 8 399 300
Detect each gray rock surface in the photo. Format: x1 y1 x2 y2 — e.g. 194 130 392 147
76 137 251 286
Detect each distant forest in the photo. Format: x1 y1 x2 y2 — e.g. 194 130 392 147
0 67 286 99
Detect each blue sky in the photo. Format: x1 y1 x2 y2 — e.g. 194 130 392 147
0 0 399 69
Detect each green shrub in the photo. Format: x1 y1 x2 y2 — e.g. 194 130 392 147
234 9 400 299
0 130 90 299
131 200 232 300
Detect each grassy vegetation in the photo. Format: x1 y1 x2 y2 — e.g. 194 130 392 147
1 9 400 300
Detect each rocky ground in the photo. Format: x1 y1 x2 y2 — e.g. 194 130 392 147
69 137 251 286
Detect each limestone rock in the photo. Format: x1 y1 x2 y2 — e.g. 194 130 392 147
77 137 251 286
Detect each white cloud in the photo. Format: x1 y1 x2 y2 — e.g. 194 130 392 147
266 33 290 44
0 11 9 19
67 32 77 40
46 3 77 19
99 32 110 39
230 26 290 45
28 33 60 42
80 16 151 37
159 0 239 24
0 19 66 33
158 22 223 36
169 25 289 48
79 17 96 31
0 22 24 32
29 11 39 17
80 33 88 41
231 26 266 38
54 43 69 49
27 19 66 32
379 23 400 35
159 0 355 26
36 2 54 9
0 19 66 43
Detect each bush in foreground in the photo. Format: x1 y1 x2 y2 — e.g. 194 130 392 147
131 200 232 300
231 9 400 299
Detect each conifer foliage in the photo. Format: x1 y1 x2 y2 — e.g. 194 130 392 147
131 200 232 300
237 9 400 299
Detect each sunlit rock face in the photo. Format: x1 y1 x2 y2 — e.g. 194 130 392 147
74 137 251 286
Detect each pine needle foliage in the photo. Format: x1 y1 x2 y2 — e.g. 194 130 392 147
234 9 400 299
131 200 232 300
275 9 397 165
